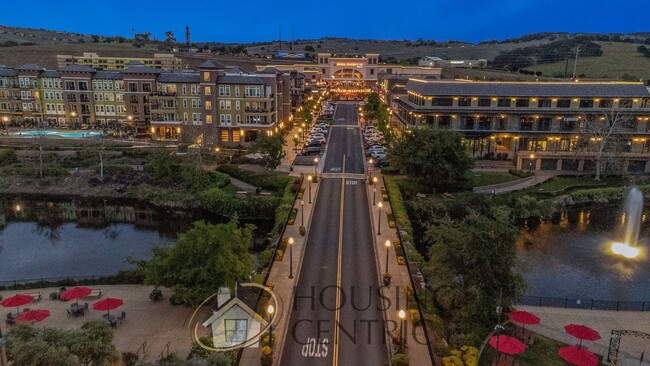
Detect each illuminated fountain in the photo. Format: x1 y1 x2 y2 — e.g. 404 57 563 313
611 187 643 259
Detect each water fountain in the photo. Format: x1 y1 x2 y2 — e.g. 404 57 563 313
611 187 643 259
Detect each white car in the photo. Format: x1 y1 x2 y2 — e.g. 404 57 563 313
310 136 326 144
368 145 386 153
311 133 326 140
371 151 387 160
311 128 328 135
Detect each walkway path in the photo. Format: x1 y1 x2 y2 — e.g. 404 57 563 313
370 169 433 366
517 305 650 364
473 171 557 194
0 285 208 363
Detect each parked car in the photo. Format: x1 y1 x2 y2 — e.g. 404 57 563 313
310 133 326 140
371 151 387 160
310 137 326 144
301 146 321 155
374 158 390 167
367 145 386 153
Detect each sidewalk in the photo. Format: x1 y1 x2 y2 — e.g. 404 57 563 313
473 170 557 194
517 305 650 364
368 170 433 366
239 176 319 365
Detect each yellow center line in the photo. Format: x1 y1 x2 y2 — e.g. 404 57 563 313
333 154 345 366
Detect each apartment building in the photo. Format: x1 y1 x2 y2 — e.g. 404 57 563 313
0 59 294 145
392 79 650 173
57 53 182 70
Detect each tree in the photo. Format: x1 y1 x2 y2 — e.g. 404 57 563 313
132 32 151 48
389 129 473 191
578 104 635 180
253 133 286 170
7 321 119 366
364 92 381 122
142 218 255 305
304 45 315 52
165 31 177 51
422 203 524 344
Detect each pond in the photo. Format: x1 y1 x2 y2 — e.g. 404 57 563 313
517 206 650 302
0 196 273 284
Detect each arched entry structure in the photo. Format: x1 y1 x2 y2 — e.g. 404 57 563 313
607 329 650 364
330 69 370 100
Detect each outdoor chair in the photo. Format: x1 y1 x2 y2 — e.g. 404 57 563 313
118 311 126 323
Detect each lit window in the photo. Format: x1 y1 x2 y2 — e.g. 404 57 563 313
203 72 210 81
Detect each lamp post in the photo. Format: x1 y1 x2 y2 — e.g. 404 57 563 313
308 175 313 204
398 309 406 353
301 200 304 226
528 153 535 173
267 304 275 347
377 202 383 236
368 158 374 180
313 157 319 177
385 240 391 273
288 237 294 279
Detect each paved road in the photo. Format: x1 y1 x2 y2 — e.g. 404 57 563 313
280 103 388 366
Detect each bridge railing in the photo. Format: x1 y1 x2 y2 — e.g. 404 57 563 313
518 295 650 312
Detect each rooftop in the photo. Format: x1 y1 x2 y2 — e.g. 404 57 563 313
405 80 650 98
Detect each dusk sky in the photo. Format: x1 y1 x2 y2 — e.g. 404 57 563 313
1 0 649 43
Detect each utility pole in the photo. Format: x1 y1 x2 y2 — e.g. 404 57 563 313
291 22 294 51
279 26 282 51
185 25 191 46
572 45 580 79
564 58 569 79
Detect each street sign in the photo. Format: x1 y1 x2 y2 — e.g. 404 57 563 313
368 166 373 172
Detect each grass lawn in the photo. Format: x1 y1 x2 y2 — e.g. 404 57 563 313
479 327 605 366
525 42 650 81
468 172 521 187
535 175 624 192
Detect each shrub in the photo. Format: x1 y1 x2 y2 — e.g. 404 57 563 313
122 352 139 366
508 168 534 179
299 225 306 236
275 249 284 261
103 164 132 175
259 247 275 269
261 346 273 366
393 239 405 257
387 211 396 228
217 164 293 191
392 353 409 366
410 309 421 326
0 149 17 166
287 208 298 225
381 187 388 201
397 256 406 265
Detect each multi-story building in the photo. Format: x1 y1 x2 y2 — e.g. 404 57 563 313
0 60 297 145
392 79 650 173
57 53 182 71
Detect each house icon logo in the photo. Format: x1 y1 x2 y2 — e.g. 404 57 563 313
190 282 280 352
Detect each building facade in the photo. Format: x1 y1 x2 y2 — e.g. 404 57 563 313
57 53 182 70
0 61 294 145
392 79 650 173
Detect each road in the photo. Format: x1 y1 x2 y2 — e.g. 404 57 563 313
280 103 388 366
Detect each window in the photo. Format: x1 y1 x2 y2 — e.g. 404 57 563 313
245 86 261 97
219 85 231 96
128 83 137 92
105 93 114 101
462 116 474 130
233 129 241 142
556 99 571 108
182 85 187 95
65 81 76 90
183 99 188 108
142 83 152 93
537 99 552 108
519 117 534 131
537 117 551 131
130 95 138 103
183 113 188 122
497 98 511 107
205 101 212 110
477 98 491 107
478 116 492 130
458 98 471 107
516 99 529 108
235 86 240 97
236 114 241 124
560 118 578 131
579 99 594 108
619 99 633 108
236 101 240 110
191 85 198 95
432 98 453 106
206 115 212 123
599 99 613 108
204 86 211 95
203 72 210 81
224 101 231 110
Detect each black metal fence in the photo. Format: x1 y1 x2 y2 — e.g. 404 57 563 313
0 273 141 291
519 295 650 312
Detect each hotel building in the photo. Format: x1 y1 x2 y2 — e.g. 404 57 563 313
392 79 650 173
57 53 183 71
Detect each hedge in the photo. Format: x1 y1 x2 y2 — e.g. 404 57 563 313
198 187 280 219
271 178 300 236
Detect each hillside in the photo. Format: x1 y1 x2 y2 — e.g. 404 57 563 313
524 42 650 81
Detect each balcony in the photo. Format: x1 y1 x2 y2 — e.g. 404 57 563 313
245 107 272 113
151 91 177 97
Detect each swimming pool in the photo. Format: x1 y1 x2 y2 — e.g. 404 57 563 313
11 130 103 138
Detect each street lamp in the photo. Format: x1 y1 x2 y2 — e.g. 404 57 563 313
301 200 304 226
373 186 377 206
385 240 391 274
308 175 313 204
528 153 535 173
267 304 275 347
288 237 295 279
368 158 374 180
313 157 319 177
377 202 383 236
398 309 406 353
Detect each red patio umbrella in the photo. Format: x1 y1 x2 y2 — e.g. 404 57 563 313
92 298 123 316
559 345 599 366
60 287 92 303
0 294 33 313
489 334 525 355
565 324 601 348
509 310 541 338
15 309 51 323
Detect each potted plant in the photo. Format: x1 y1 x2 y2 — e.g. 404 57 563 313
299 225 306 236
383 272 392 286
149 286 163 301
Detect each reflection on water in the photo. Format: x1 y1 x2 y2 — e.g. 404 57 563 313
517 206 650 301
0 197 273 282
